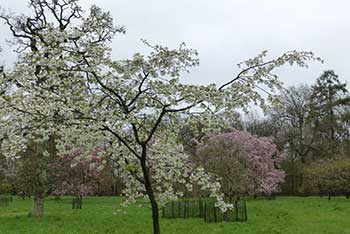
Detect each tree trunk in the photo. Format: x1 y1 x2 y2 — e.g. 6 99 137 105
30 192 45 216
149 193 160 234
29 169 47 217
140 146 160 234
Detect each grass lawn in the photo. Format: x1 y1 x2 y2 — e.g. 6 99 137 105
0 196 350 234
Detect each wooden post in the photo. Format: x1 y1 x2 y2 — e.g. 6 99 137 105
235 201 238 221
243 201 248 221
213 206 217 223
171 201 174 218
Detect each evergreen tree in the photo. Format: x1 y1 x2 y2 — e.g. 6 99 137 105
309 70 350 157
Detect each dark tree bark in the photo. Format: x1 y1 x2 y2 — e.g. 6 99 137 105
140 145 160 234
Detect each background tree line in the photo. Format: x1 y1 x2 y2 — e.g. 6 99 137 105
244 70 350 196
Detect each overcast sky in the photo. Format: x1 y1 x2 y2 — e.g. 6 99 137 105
0 0 349 88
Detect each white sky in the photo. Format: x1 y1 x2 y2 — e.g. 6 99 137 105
0 0 349 88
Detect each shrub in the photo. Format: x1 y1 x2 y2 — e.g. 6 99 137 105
304 157 350 199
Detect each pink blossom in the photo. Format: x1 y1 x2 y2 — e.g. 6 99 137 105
197 130 285 195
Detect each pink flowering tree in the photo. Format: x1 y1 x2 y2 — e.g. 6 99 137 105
48 147 107 199
196 130 285 198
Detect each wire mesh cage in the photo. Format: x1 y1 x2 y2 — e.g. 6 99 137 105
203 200 247 223
162 199 203 218
72 197 82 209
0 196 11 208
162 198 247 223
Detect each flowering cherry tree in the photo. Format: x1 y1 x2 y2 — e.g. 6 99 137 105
0 0 322 233
196 130 286 198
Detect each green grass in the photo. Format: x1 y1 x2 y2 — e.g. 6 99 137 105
0 196 350 234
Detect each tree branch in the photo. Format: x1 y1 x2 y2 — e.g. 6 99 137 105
218 60 275 91
102 125 141 160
